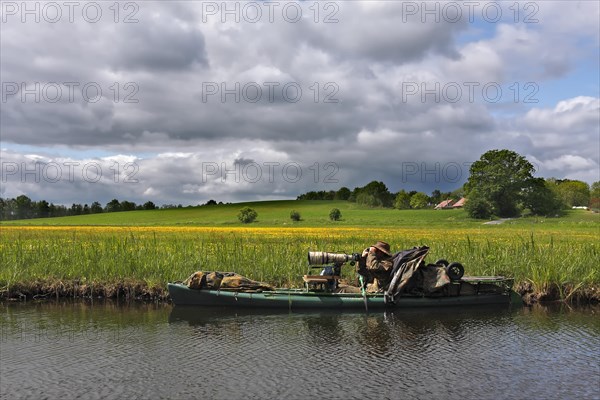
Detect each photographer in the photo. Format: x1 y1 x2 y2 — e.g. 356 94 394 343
358 241 394 292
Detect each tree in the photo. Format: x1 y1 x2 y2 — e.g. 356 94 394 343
296 190 335 200
351 181 393 207
591 181 600 210
464 190 493 219
15 195 32 219
449 188 464 199
465 149 535 217
238 207 258 223
554 179 590 207
334 187 351 200
143 201 157 210
356 192 381 207
105 199 121 212
329 208 342 221
90 201 103 213
120 200 136 211
394 190 411 209
70 203 83 215
37 200 50 218
523 178 564 216
591 181 600 198
430 189 442 205
361 181 393 207
290 210 301 221
409 192 429 209
0 198 6 220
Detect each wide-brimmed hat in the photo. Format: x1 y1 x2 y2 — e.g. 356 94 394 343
372 241 391 256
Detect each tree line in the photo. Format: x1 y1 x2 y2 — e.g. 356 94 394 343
297 183 458 209
0 196 161 221
0 196 234 221
297 149 599 219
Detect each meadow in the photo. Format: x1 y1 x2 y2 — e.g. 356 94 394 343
1 201 598 302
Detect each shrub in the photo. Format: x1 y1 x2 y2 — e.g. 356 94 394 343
329 208 342 221
290 210 301 221
238 207 258 224
464 191 492 219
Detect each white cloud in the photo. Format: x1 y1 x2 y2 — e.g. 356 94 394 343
519 97 600 158
544 155 598 171
0 1 598 205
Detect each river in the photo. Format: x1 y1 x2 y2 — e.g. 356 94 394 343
1 301 598 400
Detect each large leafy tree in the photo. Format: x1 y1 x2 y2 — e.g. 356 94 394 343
465 149 535 218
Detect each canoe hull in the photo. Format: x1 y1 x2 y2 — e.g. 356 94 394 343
168 283 517 310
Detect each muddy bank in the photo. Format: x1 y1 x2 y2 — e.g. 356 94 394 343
2 279 599 305
1 279 170 302
515 282 600 305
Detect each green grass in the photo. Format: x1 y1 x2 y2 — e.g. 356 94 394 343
1 201 598 302
4 200 598 228
5 200 489 227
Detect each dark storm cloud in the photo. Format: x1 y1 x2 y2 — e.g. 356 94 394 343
1 1 598 205
109 22 208 72
1 1 471 148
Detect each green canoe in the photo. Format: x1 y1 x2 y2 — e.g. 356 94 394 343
168 279 521 310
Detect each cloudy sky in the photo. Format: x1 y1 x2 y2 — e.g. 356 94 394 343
1 1 598 206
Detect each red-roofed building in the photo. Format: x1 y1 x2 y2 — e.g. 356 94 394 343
452 197 466 208
435 199 454 210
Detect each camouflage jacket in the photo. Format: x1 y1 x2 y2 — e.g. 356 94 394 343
364 252 393 292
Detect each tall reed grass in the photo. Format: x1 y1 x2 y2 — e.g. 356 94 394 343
1 227 598 300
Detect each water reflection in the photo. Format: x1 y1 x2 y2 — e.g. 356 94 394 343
304 314 344 346
2 302 598 400
354 314 393 356
167 305 522 361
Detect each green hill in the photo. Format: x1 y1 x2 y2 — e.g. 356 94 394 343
0 200 471 227
1 200 597 229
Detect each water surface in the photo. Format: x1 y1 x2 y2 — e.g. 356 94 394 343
1 301 598 399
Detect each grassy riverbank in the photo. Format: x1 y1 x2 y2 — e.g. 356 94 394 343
1 204 598 304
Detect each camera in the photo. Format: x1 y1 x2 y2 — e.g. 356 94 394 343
307 251 361 266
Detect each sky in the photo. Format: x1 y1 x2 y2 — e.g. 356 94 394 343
1 1 599 206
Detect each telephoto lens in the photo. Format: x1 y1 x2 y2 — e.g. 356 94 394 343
307 251 353 265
